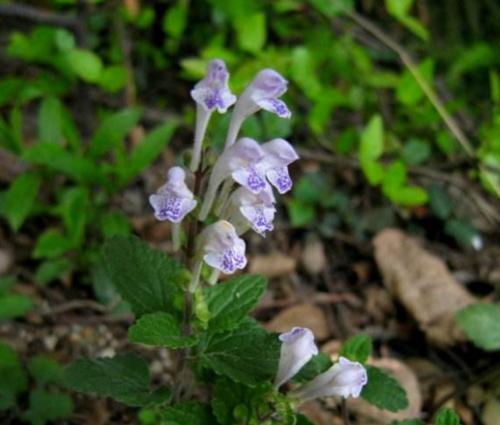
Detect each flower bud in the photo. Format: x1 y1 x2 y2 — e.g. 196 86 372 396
149 167 197 223
291 357 368 401
274 327 318 389
225 69 291 148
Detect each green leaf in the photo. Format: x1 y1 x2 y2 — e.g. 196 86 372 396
389 185 428 206
435 407 461 425
160 401 217 425
307 0 353 17
211 377 251 425
38 97 63 144
64 354 169 407
361 366 409 412
385 0 413 17
100 211 131 238
34 229 72 259
291 47 322 99
102 235 182 317
23 143 104 184
123 120 178 183
444 218 480 248
199 323 280 386
396 59 434 106
28 356 64 386
66 48 103 83
359 115 384 161
89 108 142 158
296 414 317 425
0 294 33 320
58 187 89 246
34 259 72 286
205 275 267 332
129 312 197 348
288 199 316 227
293 353 332 383
360 157 385 186
22 389 73 425
382 160 408 196
162 0 188 39
457 303 500 351
340 334 373 363
0 342 28 410
3 172 41 231
234 13 267 54
98 66 127 92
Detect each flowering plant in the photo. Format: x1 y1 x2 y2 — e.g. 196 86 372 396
62 60 412 424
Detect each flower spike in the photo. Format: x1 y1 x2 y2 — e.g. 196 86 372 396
290 357 368 402
190 59 236 171
274 327 318 389
225 69 291 148
149 167 197 223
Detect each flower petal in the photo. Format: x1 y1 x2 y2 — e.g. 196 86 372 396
255 97 291 118
266 166 293 194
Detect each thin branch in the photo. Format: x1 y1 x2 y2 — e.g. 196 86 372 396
0 3 78 28
347 11 475 159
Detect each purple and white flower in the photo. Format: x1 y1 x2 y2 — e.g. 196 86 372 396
149 167 197 223
225 69 291 148
190 59 236 171
226 186 276 236
261 138 299 194
200 220 247 274
274 327 318 389
199 138 268 219
291 357 368 402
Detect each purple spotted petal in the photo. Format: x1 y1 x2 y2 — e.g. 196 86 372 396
256 98 291 118
149 193 196 223
240 205 275 236
266 166 293 194
232 166 268 194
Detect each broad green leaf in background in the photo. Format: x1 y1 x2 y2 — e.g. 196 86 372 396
361 366 409 412
163 0 188 39
359 115 384 162
0 294 33 320
457 303 500 351
204 275 267 332
128 312 197 348
122 120 178 183
428 184 453 220
435 407 461 425
288 199 316 227
211 377 252 425
401 138 431 165
160 401 217 425
102 235 182 317
98 66 128 92
199 323 280 386
0 342 28 410
33 229 72 259
296 414 317 425
22 389 73 425
100 211 131 238
388 185 428 206
396 59 434 106
234 13 267 54
382 160 408 197
290 47 322 99
385 0 429 41
66 48 103 83
34 258 72 286
340 334 373 363
28 356 64 386
307 0 354 17
3 172 41 231
64 354 169 406
38 97 63 144
444 218 480 249
360 158 385 186
89 107 142 158
58 187 89 246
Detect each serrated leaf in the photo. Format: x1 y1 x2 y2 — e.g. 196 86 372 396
361 366 408 412
4 172 41 231
211 377 250 425
435 407 461 425
89 108 142 158
293 353 332 383
160 401 217 425
28 356 64 386
102 235 182 317
457 303 500 351
22 389 73 425
64 354 169 407
340 334 373 363
129 312 197 348
199 324 280 386
205 275 267 332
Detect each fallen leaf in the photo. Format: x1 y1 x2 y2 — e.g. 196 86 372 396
482 396 500 425
373 229 475 345
249 251 297 278
266 304 330 340
301 239 327 275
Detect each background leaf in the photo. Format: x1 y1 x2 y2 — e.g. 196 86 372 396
457 303 500 351
3 172 41 231
361 365 409 412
